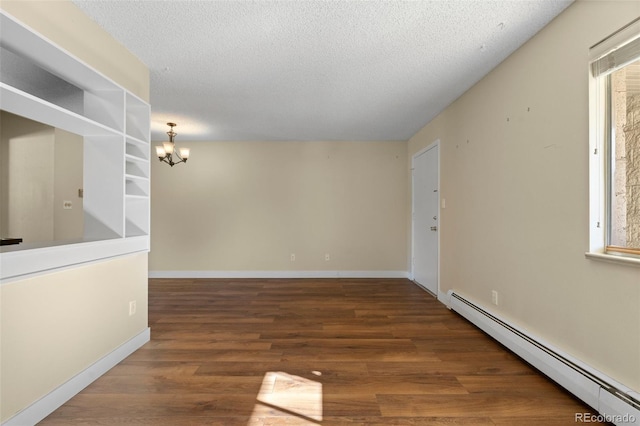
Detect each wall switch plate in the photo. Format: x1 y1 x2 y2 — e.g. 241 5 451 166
290 253 295 262
325 253 330 261
491 290 499 306
129 300 136 316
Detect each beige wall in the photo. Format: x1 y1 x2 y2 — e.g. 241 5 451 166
0 111 55 242
3 1 637 422
409 0 640 392
150 140 408 273
0 113 84 243
0 1 150 422
0 253 148 419
53 127 84 240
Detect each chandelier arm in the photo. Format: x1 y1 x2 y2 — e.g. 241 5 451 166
160 153 174 166
171 150 187 165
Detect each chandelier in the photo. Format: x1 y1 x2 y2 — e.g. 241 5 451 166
155 122 190 167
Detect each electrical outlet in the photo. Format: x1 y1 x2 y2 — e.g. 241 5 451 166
491 290 499 306
325 253 330 261
290 253 296 262
129 300 136 316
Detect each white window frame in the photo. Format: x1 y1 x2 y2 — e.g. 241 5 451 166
587 18 640 267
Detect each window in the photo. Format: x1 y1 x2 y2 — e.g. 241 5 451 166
589 19 640 260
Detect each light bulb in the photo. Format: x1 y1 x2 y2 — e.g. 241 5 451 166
155 146 166 158
163 142 174 155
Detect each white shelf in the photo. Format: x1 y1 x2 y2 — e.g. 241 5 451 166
0 45 84 115
126 139 150 161
84 88 125 132
0 83 119 137
126 92 150 141
126 135 149 147
125 175 149 183
125 197 149 237
125 194 149 200
125 159 149 180
0 12 119 94
0 10 150 281
125 178 149 197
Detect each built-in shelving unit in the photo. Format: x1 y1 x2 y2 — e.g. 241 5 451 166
0 11 150 280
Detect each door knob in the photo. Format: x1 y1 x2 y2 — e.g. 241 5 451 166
430 226 437 231
433 216 437 220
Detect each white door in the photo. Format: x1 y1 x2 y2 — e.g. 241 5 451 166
412 143 439 295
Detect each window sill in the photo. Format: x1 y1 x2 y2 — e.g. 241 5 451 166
585 252 640 267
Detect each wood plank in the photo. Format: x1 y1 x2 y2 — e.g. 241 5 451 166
376 394 601 418
40 278 605 425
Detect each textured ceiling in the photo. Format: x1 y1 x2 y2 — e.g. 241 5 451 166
72 0 572 142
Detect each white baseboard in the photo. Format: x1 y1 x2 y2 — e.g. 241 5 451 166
148 270 409 279
437 289 450 305
2 328 151 426
447 291 639 426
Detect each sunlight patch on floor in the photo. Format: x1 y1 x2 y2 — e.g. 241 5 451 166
249 371 323 424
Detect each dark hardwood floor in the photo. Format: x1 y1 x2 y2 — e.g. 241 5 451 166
40 278 607 425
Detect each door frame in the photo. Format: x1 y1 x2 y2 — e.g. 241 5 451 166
411 139 440 298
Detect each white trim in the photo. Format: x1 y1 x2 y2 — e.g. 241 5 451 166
585 252 640 267
411 141 440 162
2 328 150 426
148 270 409 279
590 18 640 63
411 139 441 295
600 388 640 426
588 21 640 267
448 290 640 425
587 67 606 254
438 289 450 306
0 236 149 283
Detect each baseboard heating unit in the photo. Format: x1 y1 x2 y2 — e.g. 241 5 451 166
446 290 639 426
